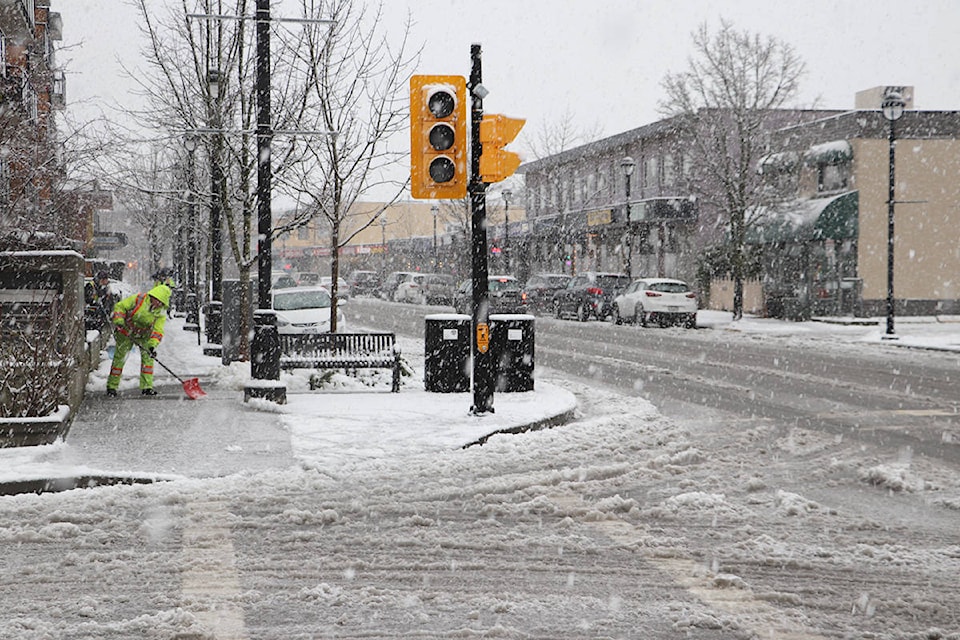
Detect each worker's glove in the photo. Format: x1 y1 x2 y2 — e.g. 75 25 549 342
147 347 158 359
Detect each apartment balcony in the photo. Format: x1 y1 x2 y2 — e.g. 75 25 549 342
50 66 63 109
0 0 35 42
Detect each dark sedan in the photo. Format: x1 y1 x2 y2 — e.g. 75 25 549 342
552 271 631 321
520 273 572 315
453 275 524 314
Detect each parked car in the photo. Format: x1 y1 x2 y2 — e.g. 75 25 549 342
347 270 381 297
552 271 631 321
521 273 572 315
453 275 524 314
272 286 345 334
272 271 298 290
395 273 456 305
380 271 418 301
612 277 698 328
297 272 320 287
319 276 351 300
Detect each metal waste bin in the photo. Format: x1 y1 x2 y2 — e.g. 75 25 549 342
490 314 535 392
221 279 255 365
424 314 471 393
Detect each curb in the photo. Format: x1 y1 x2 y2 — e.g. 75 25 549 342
463 407 578 448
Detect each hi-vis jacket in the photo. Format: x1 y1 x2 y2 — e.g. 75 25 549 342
111 284 171 349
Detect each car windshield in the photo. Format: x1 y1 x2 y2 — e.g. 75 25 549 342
648 281 690 294
273 289 331 311
489 278 520 292
546 275 571 287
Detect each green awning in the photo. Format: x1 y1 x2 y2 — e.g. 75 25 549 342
748 191 859 244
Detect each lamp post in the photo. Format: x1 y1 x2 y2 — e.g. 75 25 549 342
183 133 200 341
502 189 512 273
620 156 636 278
881 90 905 339
246 0 286 403
204 68 224 351
380 215 387 276
431 204 439 270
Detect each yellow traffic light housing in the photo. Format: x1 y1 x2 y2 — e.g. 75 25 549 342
410 75 468 199
479 114 525 183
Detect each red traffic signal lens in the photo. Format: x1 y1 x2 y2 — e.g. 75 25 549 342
428 123 454 151
427 90 455 118
429 157 455 183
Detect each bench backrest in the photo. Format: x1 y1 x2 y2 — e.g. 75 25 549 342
279 332 396 357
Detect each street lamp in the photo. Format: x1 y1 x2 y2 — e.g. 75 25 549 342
204 67 224 352
380 215 387 276
431 204 439 270
620 156 636 278
881 90 905 338
502 189 512 273
182 133 200 342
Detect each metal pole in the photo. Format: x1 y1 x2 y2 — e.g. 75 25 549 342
624 171 632 279
885 116 896 337
185 146 200 341
504 194 510 273
431 204 438 269
248 0 283 400
380 217 387 276
206 72 224 348
469 43 494 415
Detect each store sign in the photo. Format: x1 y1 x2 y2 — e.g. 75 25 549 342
587 209 612 226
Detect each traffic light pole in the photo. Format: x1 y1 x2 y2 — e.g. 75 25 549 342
469 44 495 415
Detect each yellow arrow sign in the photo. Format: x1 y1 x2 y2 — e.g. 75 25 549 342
479 114 525 183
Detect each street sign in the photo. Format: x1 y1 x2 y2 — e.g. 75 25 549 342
92 231 127 250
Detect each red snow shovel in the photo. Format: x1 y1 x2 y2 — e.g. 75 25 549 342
151 355 207 399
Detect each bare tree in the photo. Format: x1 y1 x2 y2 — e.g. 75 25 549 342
524 108 603 163
101 0 319 359
278 0 417 332
519 110 605 276
659 20 805 319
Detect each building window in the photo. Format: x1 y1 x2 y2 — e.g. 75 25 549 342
644 156 659 190
663 154 675 187
298 225 310 241
818 163 848 193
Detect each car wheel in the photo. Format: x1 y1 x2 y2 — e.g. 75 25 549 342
636 306 648 327
684 313 697 329
613 304 623 325
576 302 588 322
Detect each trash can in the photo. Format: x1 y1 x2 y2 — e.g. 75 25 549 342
424 314 471 393
221 279 255 365
489 314 535 392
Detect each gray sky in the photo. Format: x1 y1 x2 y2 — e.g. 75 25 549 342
62 0 959 164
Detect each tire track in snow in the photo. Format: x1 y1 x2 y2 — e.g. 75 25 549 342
180 499 248 639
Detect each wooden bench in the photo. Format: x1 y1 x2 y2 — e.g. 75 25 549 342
278 332 401 392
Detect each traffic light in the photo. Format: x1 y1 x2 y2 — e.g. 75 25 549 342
479 114 525 183
410 75 468 200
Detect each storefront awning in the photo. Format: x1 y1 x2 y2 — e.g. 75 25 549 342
748 190 859 244
803 140 853 166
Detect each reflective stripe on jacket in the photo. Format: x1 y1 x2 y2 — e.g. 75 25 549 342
112 293 167 348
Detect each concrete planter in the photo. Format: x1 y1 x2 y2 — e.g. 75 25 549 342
0 405 72 448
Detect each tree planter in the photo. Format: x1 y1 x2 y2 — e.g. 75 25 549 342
1 251 86 446
0 405 71 448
